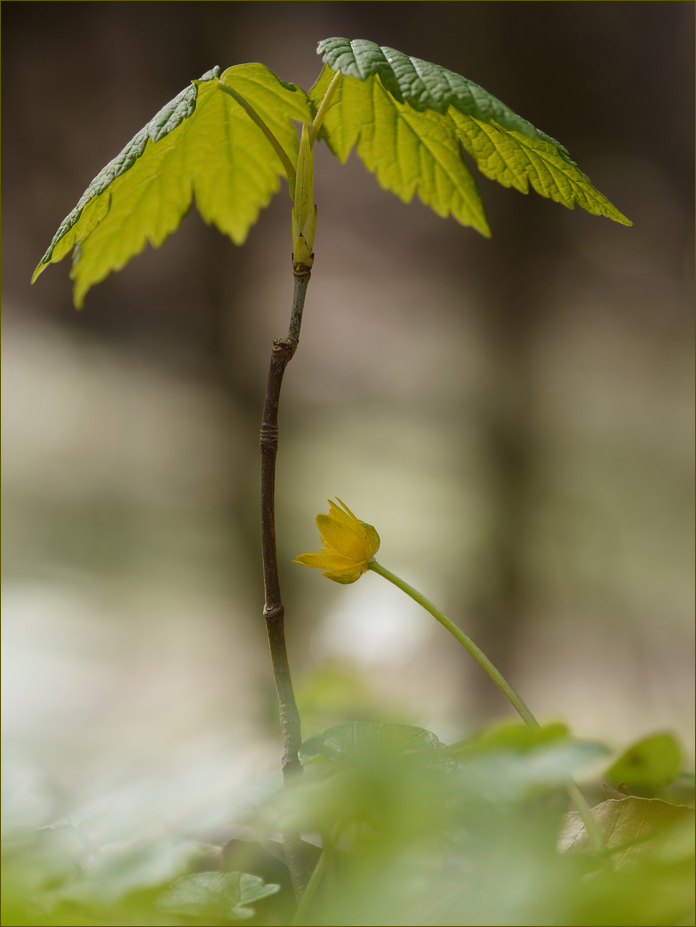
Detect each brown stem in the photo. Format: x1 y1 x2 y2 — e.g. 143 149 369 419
260 266 311 897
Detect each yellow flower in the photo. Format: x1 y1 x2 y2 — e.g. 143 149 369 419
294 498 380 584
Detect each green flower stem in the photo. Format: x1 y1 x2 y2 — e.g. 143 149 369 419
368 560 538 728
367 559 606 854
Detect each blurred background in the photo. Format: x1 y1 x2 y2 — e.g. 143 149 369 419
2 2 693 838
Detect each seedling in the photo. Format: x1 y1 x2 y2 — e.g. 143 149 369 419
28 39 690 927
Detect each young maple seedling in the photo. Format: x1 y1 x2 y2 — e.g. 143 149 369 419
32 37 631 898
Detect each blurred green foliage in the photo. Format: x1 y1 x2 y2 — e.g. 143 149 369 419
3 723 692 926
606 732 683 798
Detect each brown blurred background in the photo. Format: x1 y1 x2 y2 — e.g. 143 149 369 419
2 2 693 831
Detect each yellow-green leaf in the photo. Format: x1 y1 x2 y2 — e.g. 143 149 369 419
310 61 490 236
606 732 684 797
32 64 312 307
312 38 631 231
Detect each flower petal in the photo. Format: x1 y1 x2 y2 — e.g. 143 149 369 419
322 563 366 584
316 514 365 561
294 552 330 568
295 499 380 584
334 498 360 523
360 522 381 559
294 551 357 572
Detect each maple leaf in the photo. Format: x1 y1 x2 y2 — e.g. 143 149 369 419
32 64 311 306
310 38 631 234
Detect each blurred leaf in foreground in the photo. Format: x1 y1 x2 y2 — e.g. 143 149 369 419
606 732 684 797
299 721 456 772
156 870 280 921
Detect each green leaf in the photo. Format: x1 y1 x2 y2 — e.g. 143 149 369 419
32 64 312 307
309 61 490 236
558 796 694 868
156 871 280 921
449 719 572 760
456 739 609 801
312 38 631 231
299 721 456 773
606 732 684 797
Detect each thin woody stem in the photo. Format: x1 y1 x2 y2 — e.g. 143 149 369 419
260 267 312 897
256 68 333 901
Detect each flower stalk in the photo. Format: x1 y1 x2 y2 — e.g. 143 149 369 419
368 560 539 728
368 559 605 852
